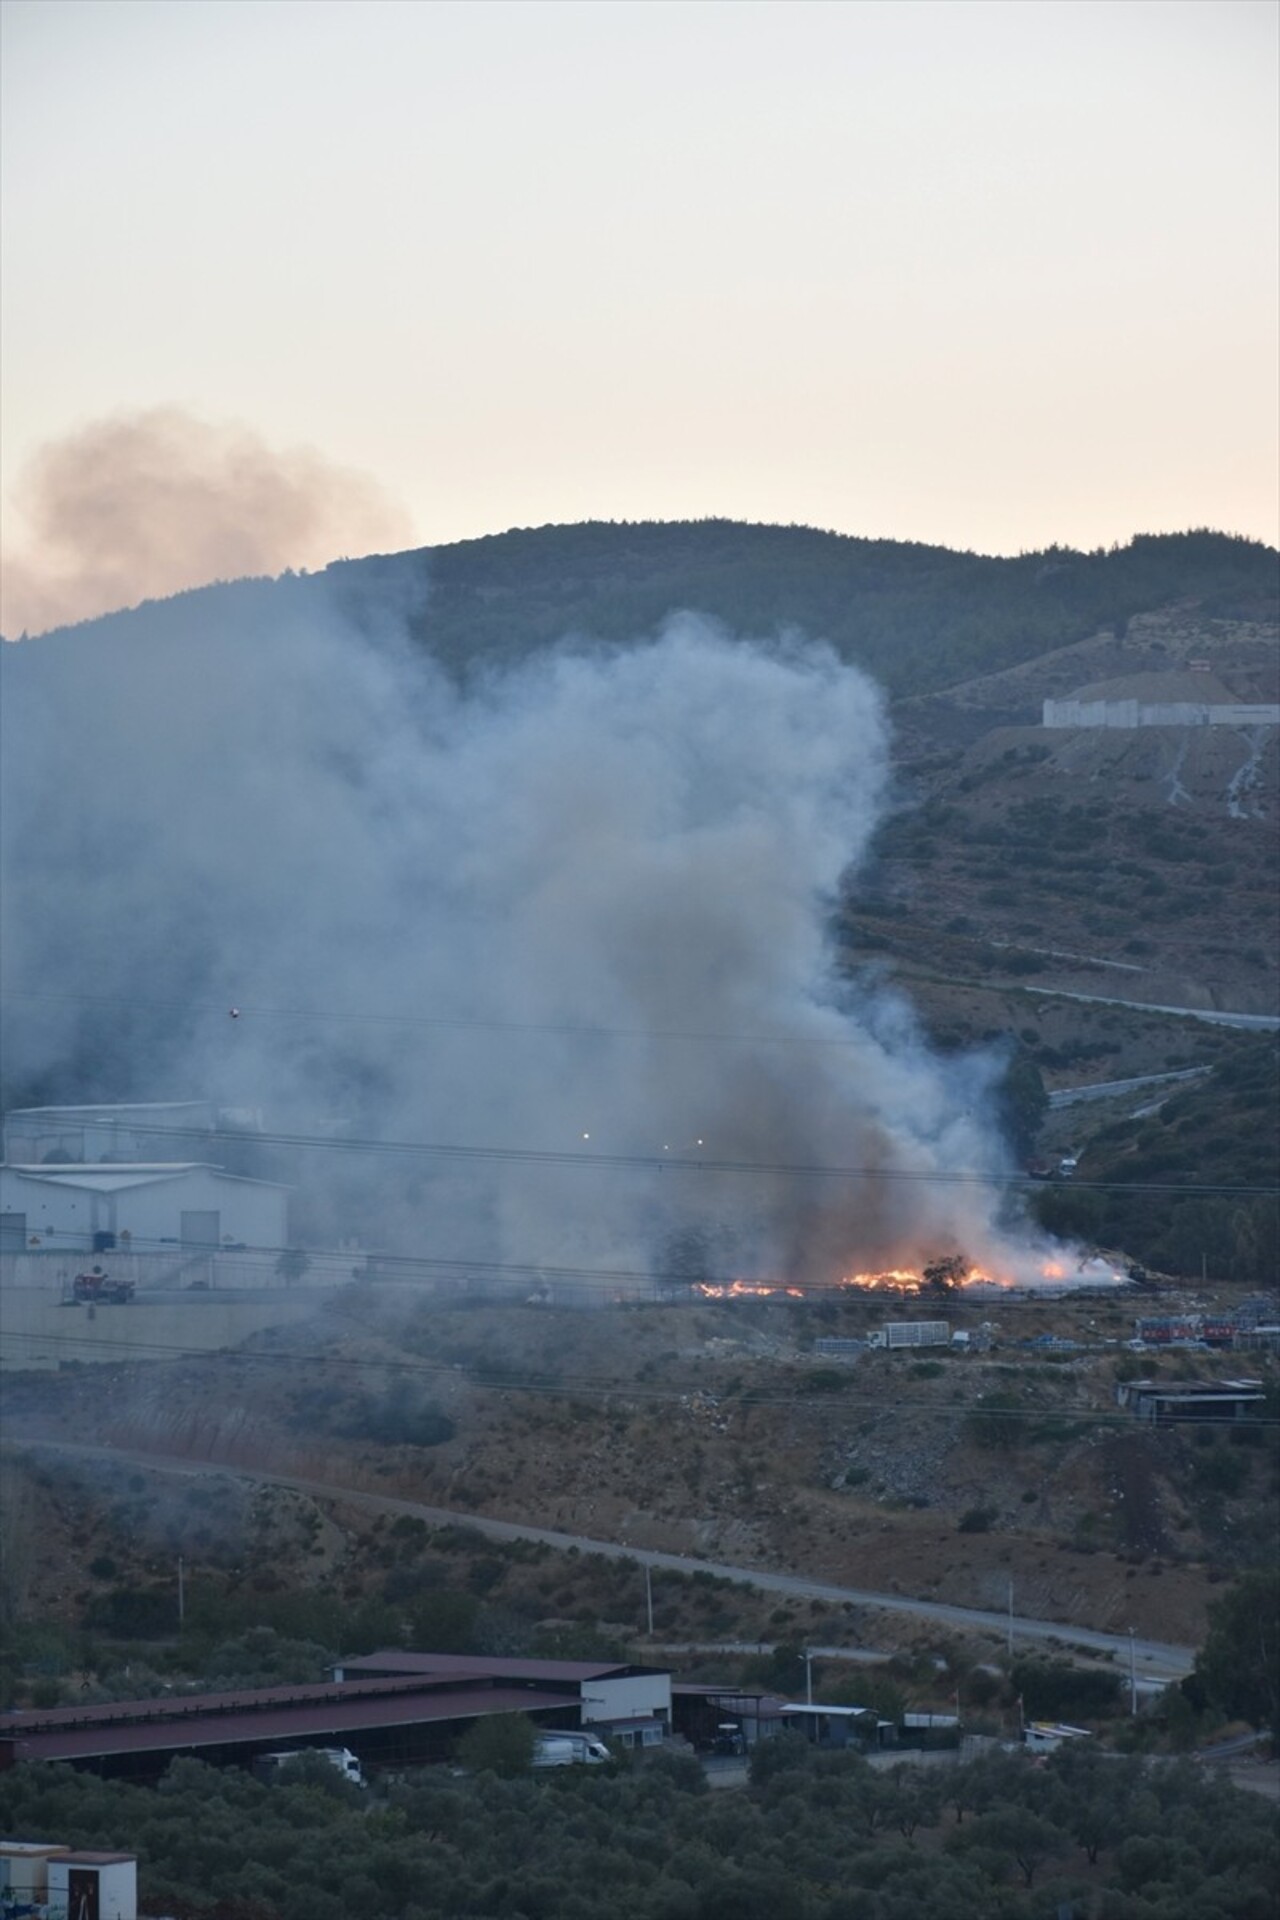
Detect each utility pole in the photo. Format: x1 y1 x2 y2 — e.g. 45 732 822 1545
1128 1627 1137 1717
645 1565 654 1638
178 1556 185 1627
1007 1577 1014 1659
805 1649 813 1706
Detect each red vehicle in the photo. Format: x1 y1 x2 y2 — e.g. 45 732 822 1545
72 1267 135 1305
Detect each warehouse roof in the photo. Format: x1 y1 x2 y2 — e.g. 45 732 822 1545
1123 1378 1263 1399
2 1677 581 1766
4 1672 480 1732
3 1163 289 1192
334 1651 650 1683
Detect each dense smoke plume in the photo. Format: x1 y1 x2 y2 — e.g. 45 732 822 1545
2 579 1064 1286
0 409 410 638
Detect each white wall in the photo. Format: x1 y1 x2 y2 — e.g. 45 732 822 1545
1043 698 1280 729
0 1165 288 1254
1 1167 102 1248
581 1672 672 1725
0 1847 71 1897
0 1287 339 1370
46 1857 137 1920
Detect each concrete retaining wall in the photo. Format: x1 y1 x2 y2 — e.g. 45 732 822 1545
1043 699 1280 729
0 1288 328 1370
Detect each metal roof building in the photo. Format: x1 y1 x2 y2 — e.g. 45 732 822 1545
1115 1377 1265 1423
1 1655 674 1782
334 1650 672 1739
0 1671 586 1782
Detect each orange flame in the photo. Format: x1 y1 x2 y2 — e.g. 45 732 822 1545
693 1255 1117 1299
694 1278 805 1299
840 1268 928 1293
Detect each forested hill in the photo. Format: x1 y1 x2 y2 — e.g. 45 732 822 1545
11 522 1275 698
325 522 1277 695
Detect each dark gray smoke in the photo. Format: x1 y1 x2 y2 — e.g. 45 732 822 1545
0 409 410 638
1 581 1071 1285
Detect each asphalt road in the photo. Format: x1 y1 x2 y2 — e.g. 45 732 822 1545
1047 1068 1210 1110
1021 987 1279 1031
8 1438 1196 1682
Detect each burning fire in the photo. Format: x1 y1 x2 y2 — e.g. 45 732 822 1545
840 1266 1016 1294
840 1269 935 1293
694 1278 805 1299
693 1253 1121 1298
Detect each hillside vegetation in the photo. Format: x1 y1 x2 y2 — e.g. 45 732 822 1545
1035 1039 1279 1282
330 522 1276 696
1 1741 1275 1920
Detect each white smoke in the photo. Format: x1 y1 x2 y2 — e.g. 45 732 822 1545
1 583 1072 1287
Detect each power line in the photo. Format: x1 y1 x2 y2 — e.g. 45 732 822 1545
11 1117 1277 1196
4 1231 748 1291
0 985 872 1053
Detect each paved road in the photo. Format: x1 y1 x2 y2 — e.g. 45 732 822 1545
652 1639 892 1666
1022 987 1279 1031
10 1437 1195 1682
1048 1068 1210 1110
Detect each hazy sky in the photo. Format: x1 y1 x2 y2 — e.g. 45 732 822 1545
1 0 1276 625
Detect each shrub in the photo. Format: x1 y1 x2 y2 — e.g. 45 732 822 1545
82 1586 178 1639
1010 1657 1122 1721
958 1506 998 1534
456 1711 536 1776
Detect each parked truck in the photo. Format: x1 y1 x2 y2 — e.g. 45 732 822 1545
867 1320 950 1351
71 1267 135 1305
533 1731 611 1768
253 1746 366 1787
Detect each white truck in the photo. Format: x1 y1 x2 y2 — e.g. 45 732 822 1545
867 1320 950 1351
253 1746 366 1787
533 1730 611 1768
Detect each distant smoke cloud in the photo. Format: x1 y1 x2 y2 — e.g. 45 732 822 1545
0 408 411 637
3 583 1084 1288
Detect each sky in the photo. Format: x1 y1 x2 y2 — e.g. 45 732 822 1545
1 0 1277 630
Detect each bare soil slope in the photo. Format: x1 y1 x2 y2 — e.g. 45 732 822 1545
5 1288 1275 1654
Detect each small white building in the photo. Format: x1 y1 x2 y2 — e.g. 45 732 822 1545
0 1842 71 1901
0 1162 289 1255
46 1851 138 1920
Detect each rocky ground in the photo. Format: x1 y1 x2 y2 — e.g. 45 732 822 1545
4 1285 1275 1657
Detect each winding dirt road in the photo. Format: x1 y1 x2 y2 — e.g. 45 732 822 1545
10 1436 1196 1682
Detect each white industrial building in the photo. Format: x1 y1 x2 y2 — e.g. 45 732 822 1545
0 1161 289 1255
2 1099 256 1165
